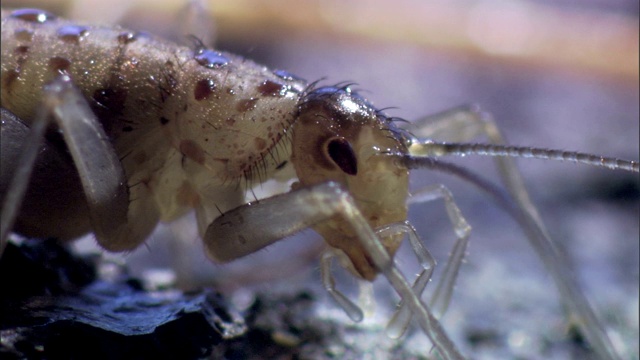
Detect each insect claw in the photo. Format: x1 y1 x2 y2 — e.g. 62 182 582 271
386 301 412 339
321 251 365 322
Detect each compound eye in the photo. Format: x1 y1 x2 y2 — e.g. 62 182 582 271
326 138 358 175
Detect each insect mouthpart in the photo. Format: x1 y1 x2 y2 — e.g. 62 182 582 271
291 86 411 280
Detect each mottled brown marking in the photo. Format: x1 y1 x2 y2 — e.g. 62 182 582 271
236 98 259 112
194 79 215 101
14 29 34 42
3 69 20 90
179 140 206 165
254 138 267 151
48 56 71 74
93 88 128 116
12 45 30 81
225 117 235 126
14 46 29 55
257 80 285 97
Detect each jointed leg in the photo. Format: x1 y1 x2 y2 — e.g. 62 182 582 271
205 182 466 360
45 77 130 243
321 221 437 330
383 184 471 338
1 75 151 253
0 108 50 250
376 221 436 339
411 105 620 360
321 251 364 322
408 184 471 317
411 105 546 237
177 0 216 48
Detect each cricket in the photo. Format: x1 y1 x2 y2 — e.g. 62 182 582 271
1 3 638 359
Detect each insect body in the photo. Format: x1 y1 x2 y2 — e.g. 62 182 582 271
1 7 637 360
1 8 307 248
1 7 412 283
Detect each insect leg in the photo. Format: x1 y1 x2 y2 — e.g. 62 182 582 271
1 75 155 253
320 250 364 322
1 105 97 249
409 105 548 236
43 76 135 249
410 105 621 360
409 104 489 142
377 221 437 339
0 108 49 250
177 0 216 47
382 186 470 339
407 185 471 317
205 181 466 360
410 105 548 236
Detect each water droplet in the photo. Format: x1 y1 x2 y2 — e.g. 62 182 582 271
273 69 305 82
194 49 229 69
57 25 89 44
10 9 56 24
125 57 139 69
117 31 137 44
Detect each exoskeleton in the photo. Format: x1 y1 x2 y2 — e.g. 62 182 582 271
1 6 638 360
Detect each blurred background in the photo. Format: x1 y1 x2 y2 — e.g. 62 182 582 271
4 0 638 358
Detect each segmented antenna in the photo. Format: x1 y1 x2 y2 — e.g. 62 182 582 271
407 140 639 173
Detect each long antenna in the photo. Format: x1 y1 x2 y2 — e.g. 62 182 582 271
407 140 639 173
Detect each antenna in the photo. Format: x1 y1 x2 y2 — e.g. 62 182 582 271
406 140 639 173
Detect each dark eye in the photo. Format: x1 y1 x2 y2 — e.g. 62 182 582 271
327 138 358 175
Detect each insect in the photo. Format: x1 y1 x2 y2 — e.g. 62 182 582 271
1 3 638 359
